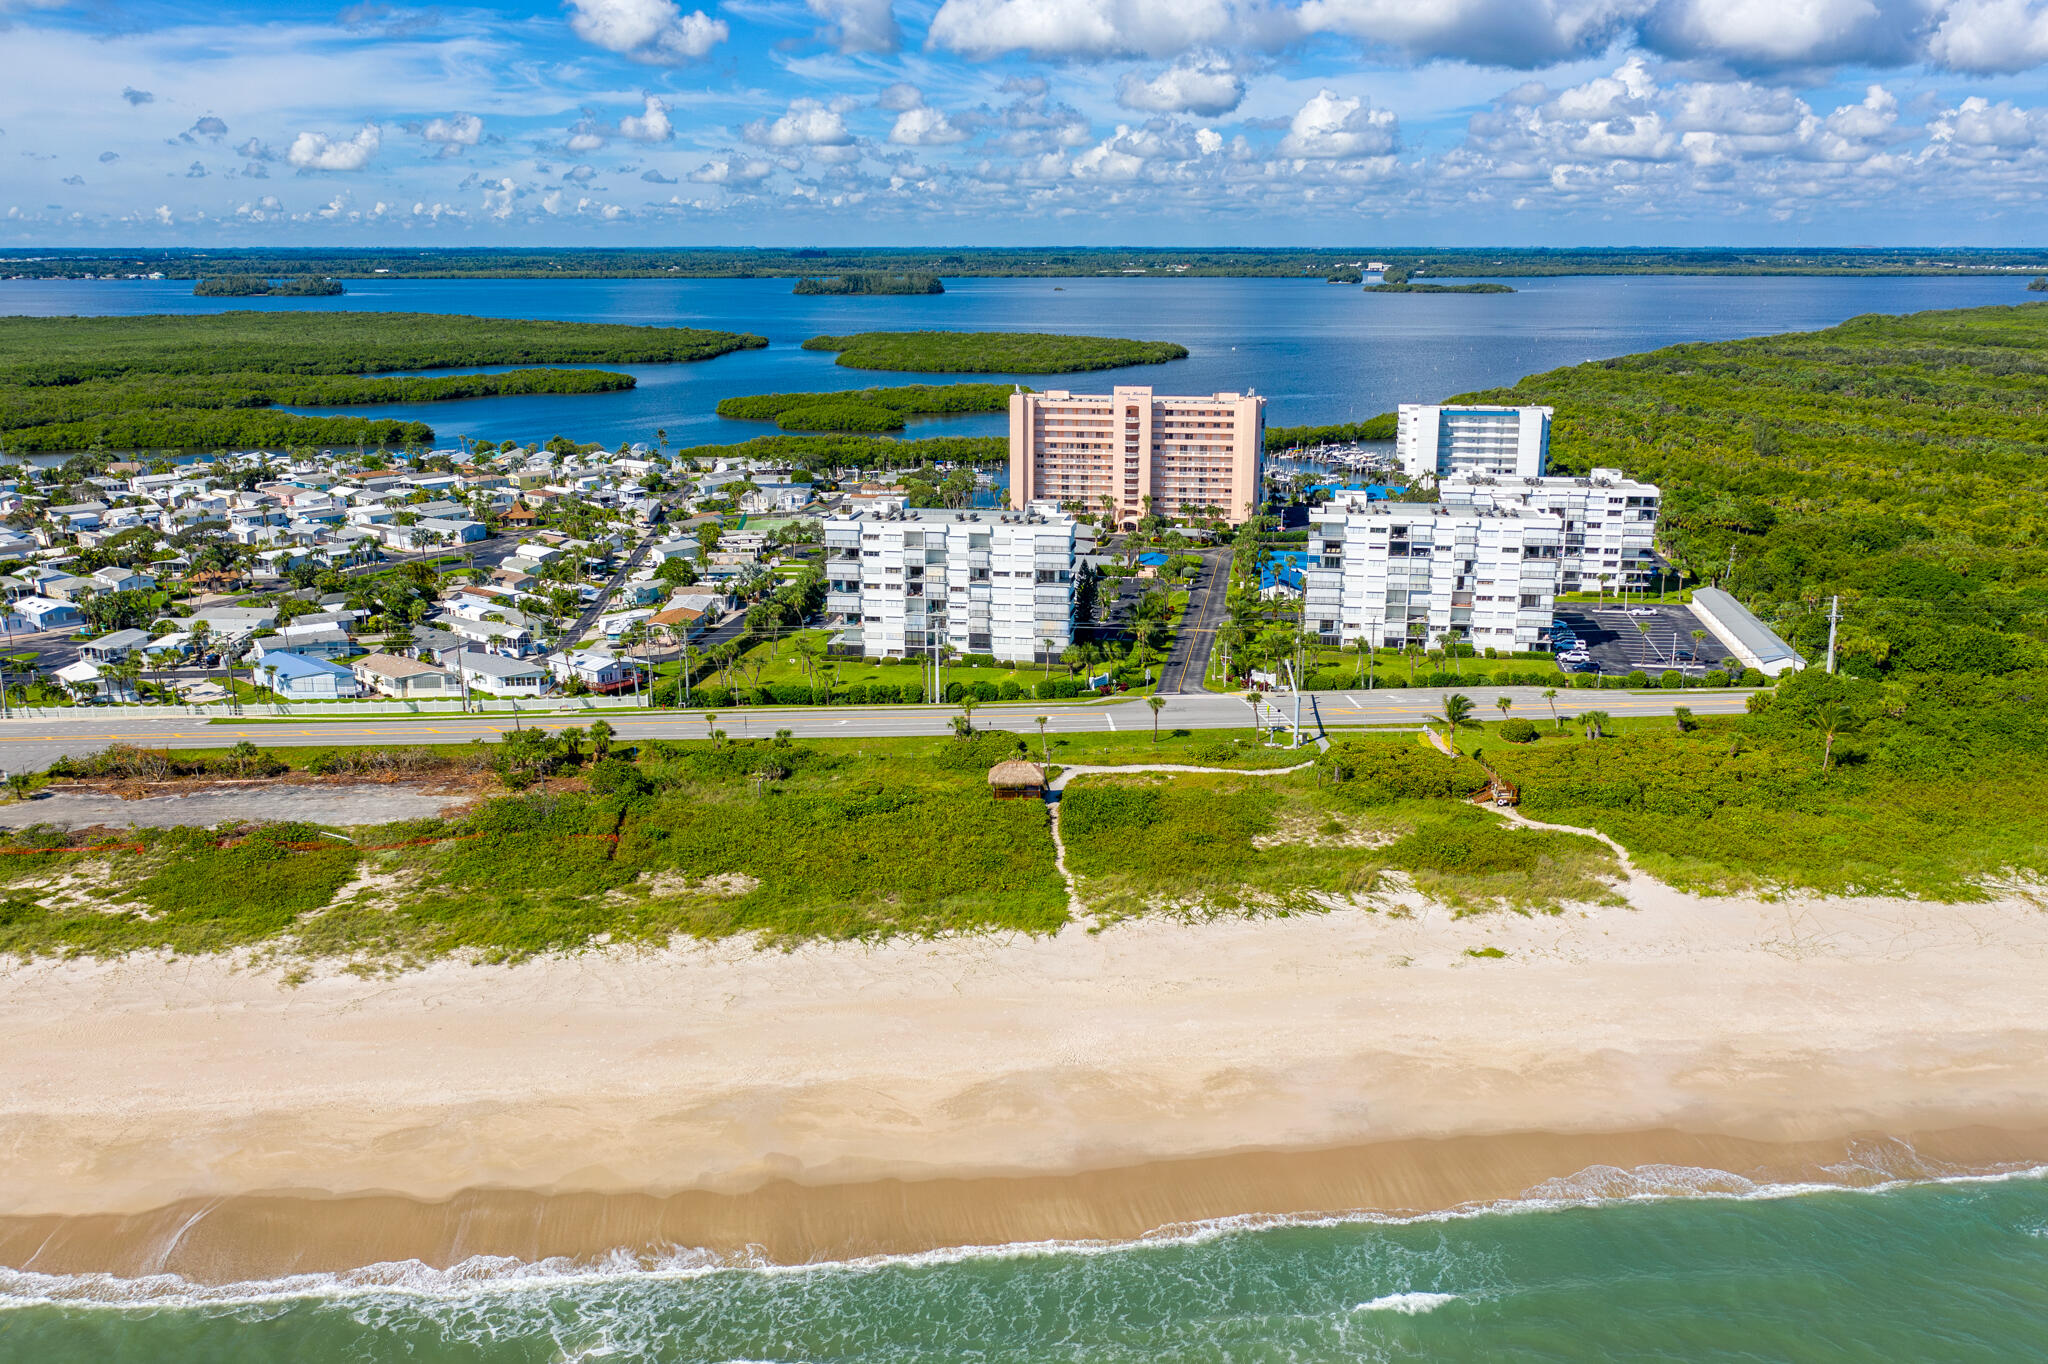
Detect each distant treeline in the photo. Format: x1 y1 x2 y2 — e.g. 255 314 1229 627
0 311 764 453
19 247 2048 281
1266 416 1396 449
193 274 344 297
717 383 1016 433
1364 282 1516 294
792 272 944 295
803 330 1187 373
672 432 1008 474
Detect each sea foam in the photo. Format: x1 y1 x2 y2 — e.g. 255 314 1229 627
4 1157 2044 1313
1352 1291 1460 1315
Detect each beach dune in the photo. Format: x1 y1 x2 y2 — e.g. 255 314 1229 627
4 882 2048 1283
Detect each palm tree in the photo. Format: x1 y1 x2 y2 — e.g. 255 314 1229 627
1580 709 1613 739
956 696 978 738
1814 702 1851 772
1690 628 1709 663
1439 692 1477 734
1543 687 1559 722
1495 696 1512 723
588 718 615 761
1147 693 1167 743
1034 714 1051 765
702 710 718 742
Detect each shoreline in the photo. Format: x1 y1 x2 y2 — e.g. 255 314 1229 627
5 878 2048 1285
6 1123 2048 1287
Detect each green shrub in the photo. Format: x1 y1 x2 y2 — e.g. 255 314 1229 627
1499 718 1540 743
586 757 651 797
1319 741 1488 803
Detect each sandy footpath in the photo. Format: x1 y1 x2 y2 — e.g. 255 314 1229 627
4 877 2048 1278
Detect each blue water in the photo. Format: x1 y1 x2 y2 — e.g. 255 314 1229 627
1 274 2036 450
6 1170 2047 1361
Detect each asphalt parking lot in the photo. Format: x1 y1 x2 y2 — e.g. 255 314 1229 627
1552 604 1738 676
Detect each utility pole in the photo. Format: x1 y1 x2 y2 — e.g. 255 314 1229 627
1825 594 1841 674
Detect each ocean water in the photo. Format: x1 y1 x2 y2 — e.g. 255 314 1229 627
6 1168 2047 1362
0 274 2038 450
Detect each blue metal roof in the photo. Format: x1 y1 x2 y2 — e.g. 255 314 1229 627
255 651 353 679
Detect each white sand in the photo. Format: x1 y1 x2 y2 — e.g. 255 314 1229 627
4 875 2048 1222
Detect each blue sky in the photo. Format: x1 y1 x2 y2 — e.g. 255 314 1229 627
6 0 2048 245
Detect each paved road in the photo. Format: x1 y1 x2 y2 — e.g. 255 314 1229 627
0 686 1754 773
1158 547 1231 695
563 531 654 645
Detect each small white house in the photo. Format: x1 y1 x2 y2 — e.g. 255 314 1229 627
457 651 549 696
546 648 641 692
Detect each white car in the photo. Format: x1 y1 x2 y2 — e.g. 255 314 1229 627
1624 606 1659 617
1559 648 1591 662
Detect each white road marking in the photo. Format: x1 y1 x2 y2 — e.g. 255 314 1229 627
1105 714 1115 730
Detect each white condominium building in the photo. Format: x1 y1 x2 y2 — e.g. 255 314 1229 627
1304 496 1564 653
1009 386 1266 527
1397 404 1552 480
822 505 1078 664
1439 468 1661 593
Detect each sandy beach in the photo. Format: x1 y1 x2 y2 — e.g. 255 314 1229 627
5 876 2048 1282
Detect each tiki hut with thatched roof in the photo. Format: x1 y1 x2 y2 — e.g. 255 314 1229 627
987 758 1046 799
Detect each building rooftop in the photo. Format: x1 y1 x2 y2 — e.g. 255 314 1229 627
1691 588 1803 669
825 506 1071 526
354 652 451 679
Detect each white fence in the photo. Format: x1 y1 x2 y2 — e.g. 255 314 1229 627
0 694 669 722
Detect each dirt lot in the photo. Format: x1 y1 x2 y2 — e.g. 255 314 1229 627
0 784 466 830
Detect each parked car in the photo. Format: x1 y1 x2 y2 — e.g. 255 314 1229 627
1624 606 1659 617
1559 649 1591 664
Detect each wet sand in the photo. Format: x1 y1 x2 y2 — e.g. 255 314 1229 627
4 881 2048 1283
6 1124 2047 1283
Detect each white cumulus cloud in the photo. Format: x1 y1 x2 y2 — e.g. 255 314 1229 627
891 105 970 145
287 123 382 171
619 95 675 142
1926 0 2048 73
421 113 484 146
690 156 777 184
929 0 1252 59
1117 54 1245 116
1279 89 1398 159
566 0 728 63
744 97 856 148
